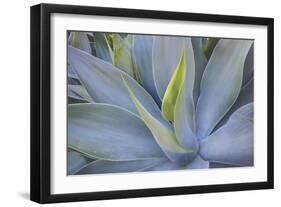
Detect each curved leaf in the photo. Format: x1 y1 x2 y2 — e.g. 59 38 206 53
191 37 208 105
94 33 113 63
213 78 253 131
67 150 93 175
132 35 161 105
200 103 253 166
76 159 165 175
152 36 185 99
196 39 253 139
68 85 94 103
174 38 198 156
68 46 162 117
68 32 92 54
162 47 186 121
111 34 135 77
68 103 165 161
123 77 193 166
203 37 219 59
242 45 254 86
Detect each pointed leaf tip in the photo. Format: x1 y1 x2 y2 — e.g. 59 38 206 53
161 47 186 121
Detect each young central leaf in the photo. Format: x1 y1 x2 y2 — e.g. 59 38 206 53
122 76 192 165
161 48 186 121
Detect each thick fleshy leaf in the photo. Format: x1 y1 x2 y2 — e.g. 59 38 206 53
200 103 253 166
213 78 253 131
123 77 193 166
152 36 185 99
76 158 165 175
191 38 208 105
242 45 254 86
196 39 253 139
162 48 186 121
132 35 161 105
173 38 198 158
111 34 135 77
68 32 92 54
94 33 113 63
68 85 94 103
203 37 219 59
68 46 162 117
68 103 165 161
67 150 92 175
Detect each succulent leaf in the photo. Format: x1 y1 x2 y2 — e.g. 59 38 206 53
174 38 197 153
68 46 162 117
111 34 135 77
68 85 94 103
200 103 253 166
123 76 194 166
203 37 219 59
191 38 208 105
196 39 253 139
68 32 92 54
68 103 165 161
152 36 186 99
162 47 186 121
132 35 161 105
94 33 113 63
67 150 93 175
76 159 166 174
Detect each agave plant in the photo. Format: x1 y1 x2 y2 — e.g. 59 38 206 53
67 31 253 175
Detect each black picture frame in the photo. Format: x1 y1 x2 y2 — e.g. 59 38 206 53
30 3 274 204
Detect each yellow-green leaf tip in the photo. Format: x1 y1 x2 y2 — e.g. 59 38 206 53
161 47 186 121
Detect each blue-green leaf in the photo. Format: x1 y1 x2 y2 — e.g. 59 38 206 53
94 33 113 63
213 78 253 131
196 39 253 139
191 37 208 105
242 45 254 86
123 76 193 166
152 36 185 99
132 35 161 105
68 46 161 117
68 103 165 161
68 32 92 54
67 150 93 175
200 103 253 166
68 85 94 103
76 159 165 175
174 38 198 156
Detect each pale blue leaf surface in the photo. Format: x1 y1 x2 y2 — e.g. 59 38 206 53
94 33 113 63
174 38 198 160
132 35 161 105
68 103 165 161
68 46 162 117
67 150 92 175
242 45 254 86
68 32 92 54
152 36 185 99
191 37 208 105
186 156 209 169
200 103 253 166
196 39 253 139
213 78 253 131
76 158 165 174
123 76 193 166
